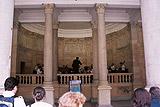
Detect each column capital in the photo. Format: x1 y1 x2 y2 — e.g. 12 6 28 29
53 21 59 29
95 3 107 14
130 21 138 26
13 21 19 29
91 21 97 29
42 3 55 14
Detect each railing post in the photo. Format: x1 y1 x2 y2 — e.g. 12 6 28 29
115 74 118 83
32 75 36 84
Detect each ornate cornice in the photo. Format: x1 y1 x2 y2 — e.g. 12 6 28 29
42 3 55 14
53 21 59 29
91 21 97 29
95 3 107 14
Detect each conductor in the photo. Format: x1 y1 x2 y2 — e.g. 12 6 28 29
72 57 82 74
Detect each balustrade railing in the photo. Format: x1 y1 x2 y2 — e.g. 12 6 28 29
57 74 93 85
16 74 44 85
107 73 133 83
16 73 133 85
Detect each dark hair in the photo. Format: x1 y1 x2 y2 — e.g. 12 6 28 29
149 86 160 99
33 86 46 101
76 57 79 60
4 77 19 91
133 88 151 107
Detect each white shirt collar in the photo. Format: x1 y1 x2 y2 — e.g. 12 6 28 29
2 91 15 97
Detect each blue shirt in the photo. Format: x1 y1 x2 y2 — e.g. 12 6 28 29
151 99 160 107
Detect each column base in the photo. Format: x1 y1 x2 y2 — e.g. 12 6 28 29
98 104 113 107
43 82 55 106
98 82 112 106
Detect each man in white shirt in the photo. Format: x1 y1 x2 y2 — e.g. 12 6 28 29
1 77 26 107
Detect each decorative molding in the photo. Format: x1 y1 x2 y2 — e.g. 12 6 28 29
15 0 140 8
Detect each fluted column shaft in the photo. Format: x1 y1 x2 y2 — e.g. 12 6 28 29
91 21 99 81
52 21 59 82
141 0 160 88
96 4 107 84
43 4 55 82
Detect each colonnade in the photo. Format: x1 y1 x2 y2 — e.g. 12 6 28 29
0 0 160 106
41 3 112 106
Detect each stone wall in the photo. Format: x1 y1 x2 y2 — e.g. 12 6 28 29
17 25 133 73
17 25 44 74
58 37 92 68
106 25 132 72
130 22 146 88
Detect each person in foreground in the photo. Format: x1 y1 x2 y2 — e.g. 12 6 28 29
133 88 151 107
58 91 86 107
30 86 52 107
149 86 160 107
0 77 26 107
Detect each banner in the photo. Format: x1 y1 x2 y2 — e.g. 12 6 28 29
69 80 81 92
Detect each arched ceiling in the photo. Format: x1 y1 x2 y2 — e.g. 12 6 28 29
21 23 127 38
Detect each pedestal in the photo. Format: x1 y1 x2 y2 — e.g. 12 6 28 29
43 82 55 106
98 85 112 107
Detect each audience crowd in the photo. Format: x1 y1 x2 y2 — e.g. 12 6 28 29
1 77 160 107
133 87 160 107
0 77 86 107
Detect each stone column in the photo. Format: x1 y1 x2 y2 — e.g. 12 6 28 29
52 21 59 82
130 22 146 89
91 21 99 102
11 21 19 77
52 21 59 99
43 3 55 105
141 0 160 88
0 0 14 94
95 3 112 107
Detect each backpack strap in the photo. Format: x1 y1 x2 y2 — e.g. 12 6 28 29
0 95 17 98
0 95 16 107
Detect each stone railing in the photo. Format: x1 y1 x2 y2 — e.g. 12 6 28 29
16 74 44 85
107 73 133 83
57 74 93 85
16 73 133 85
